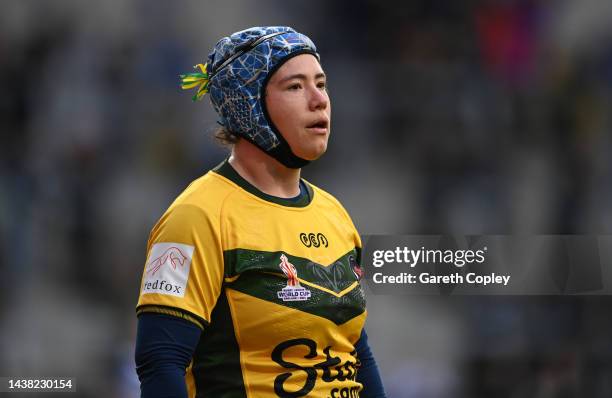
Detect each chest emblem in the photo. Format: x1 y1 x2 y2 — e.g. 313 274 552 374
299 232 329 248
277 254 312 302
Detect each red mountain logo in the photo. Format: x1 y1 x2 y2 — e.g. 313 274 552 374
146 247 188 276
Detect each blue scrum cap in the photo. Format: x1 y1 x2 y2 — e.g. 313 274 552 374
180 26 320 168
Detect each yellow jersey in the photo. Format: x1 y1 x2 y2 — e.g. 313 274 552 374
136 160 366 398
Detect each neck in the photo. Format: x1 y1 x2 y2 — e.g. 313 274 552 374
229 139 301 198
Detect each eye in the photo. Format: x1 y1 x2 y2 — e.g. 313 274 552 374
317 81 327 90
287 83 302 91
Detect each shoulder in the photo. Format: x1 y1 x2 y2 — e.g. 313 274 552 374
175 169 237 207
308 182 355 221
150 169 239 237
308 181 362 249
309 182 346 209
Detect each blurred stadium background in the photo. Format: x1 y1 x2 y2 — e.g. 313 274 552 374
2 0 612 396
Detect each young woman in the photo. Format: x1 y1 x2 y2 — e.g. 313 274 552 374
135 26 386 398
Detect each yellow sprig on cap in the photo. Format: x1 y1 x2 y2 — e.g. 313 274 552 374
179 63 210 101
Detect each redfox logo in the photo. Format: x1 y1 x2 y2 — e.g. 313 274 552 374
147 246 188 275
141 242 194 298
143 279 183 294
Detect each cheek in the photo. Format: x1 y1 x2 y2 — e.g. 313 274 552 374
266 94 294 128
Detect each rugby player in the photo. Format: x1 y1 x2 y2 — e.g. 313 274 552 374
134 26 386 398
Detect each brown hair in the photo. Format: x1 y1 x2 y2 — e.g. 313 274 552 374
213 126 240 147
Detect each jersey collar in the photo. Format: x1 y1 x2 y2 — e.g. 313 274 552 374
213 159 314 208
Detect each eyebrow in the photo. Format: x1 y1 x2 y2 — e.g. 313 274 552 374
277 72 326 84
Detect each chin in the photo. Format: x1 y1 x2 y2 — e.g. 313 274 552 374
300 147 328 161
288 132 329 160
297 140 328 161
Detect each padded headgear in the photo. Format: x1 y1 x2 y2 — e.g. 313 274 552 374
182 26 320 168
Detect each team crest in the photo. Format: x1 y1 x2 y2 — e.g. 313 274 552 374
277 254 311 302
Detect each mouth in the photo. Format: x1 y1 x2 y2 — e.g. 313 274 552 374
305 119 329 134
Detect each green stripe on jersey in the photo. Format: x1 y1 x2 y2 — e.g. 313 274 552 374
192 291 247 397
223 248 361 293
223 248 366 325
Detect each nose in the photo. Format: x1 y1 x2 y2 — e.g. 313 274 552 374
308 85 328 111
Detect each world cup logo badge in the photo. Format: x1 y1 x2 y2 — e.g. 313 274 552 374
277 254 311 302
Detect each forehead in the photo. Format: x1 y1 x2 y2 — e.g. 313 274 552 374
269 54 324 82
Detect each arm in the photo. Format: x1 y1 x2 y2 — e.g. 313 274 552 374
355 329 387 398
135 312 201 398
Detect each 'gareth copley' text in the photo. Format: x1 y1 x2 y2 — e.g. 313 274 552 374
372 272 511 286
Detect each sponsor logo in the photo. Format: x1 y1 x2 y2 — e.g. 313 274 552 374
141 242 194 298
272 338 361 398
147 246 189 275
277 254 311 302
300 232 329 248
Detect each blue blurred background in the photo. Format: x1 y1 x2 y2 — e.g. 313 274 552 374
2 0 612 396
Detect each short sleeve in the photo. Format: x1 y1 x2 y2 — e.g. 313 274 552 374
136 204 224 327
